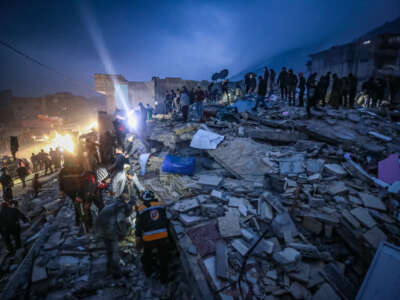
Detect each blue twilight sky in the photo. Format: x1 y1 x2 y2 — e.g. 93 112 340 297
0 0 399 97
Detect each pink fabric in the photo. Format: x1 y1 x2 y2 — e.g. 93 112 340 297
378 154 400 184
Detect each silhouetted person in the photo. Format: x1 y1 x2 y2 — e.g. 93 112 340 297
16 160 28 188
249 74 257 94
306 76 320 118
263 66 269 92
32 173 42 198
298 72 306 107
341 76 350 108
0 201 28 254
287 69 298 106
277 67 288 100
0 168 14 203
256 76 267 108
348 73 358 108
330 74 342 109
268 69 276 96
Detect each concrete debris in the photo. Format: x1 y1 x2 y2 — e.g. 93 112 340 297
273 248 302 272
218 208 241 238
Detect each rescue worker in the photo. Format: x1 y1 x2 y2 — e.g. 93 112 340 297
135 191 170 283
277 67 288 100
95 194 134 277
330 73 342 109
0 201 28 254
0 168 14 203
306 76 320 118
180 88 190 122
32 173 42 198
298 72 306 107
16 160 28 188
39 149 53 175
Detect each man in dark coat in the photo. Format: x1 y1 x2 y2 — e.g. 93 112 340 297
249 74 257 94
256 76 267 108
268 69 276 96
0 168 14 203
277 67 288 100
0 201 28 254
348 73 358 108
298 72 306 107
330 74 342 109
16 161 28 188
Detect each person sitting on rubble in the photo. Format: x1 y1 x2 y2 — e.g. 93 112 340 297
135 190 170 284
95 193 135 277
0 167 14 204
0 201 29 255
32 173 42 198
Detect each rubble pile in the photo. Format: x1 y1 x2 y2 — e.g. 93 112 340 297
147 99 400 299
1 182 193 300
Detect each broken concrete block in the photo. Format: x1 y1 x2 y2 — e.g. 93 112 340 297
289 281 309 299
32 263 47 282
302 217 323 234
363 226 387 249
333 195 346 203
325 224 333 239
273 248 301 272
211 190 227 202
350 207 376 228
253 239 275 255
179 214 202 226
197 174 223 186
289 262 311 284
228 196 244 207
306 159 325 174
258 200 274 220
215 240 229 280
358 192 386 211
307 173 321 182
266 269 278 280
266 237 282 253
327 181 348 195
309 196 325 208
348 195 362 205
241 228 255 242
218 208 241 238
232 239 249 256
324 164 347 176
173 198 199 213
341 210 361 229
272 213 298 238
312 283 341 300
263 193 286 214
288 243 321 259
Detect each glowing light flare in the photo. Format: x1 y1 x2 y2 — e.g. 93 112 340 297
86 121 98 131
44 133 75 153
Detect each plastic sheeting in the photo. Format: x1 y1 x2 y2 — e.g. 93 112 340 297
231 99 256 113
190 129 224 150
378 154 400 185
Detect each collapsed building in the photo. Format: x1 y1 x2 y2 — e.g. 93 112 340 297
308 16 400 81
2 90 400 299
94 74 209 115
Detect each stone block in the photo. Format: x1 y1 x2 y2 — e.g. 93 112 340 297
241 228 255 242
231 239 249 256
32 263 47 283
363 226 387 249
211 190 228 202
358 192 386 211
253 239 275 255
273 248 301 272
218 208 241 238
173 198 199 213
215 240 229 279
179 214 202 226
324 164 347 176
288 243 321 259
306 159 325 174
272 213 298 238
350 207 376 228
197 175 223 186
327 181 348 195
302 217 323 234
341 210 360 229
312 283 341 300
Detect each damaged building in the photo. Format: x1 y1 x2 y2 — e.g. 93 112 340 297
94 73 209 114
308 16 400 81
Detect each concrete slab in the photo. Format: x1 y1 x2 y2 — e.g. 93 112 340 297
358 192 386 211
350 207 376 228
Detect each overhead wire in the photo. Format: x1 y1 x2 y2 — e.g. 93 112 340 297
0 39 96 92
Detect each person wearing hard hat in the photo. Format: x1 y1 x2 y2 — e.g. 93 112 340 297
135 190 170 283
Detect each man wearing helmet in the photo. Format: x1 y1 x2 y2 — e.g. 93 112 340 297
135 190 170 283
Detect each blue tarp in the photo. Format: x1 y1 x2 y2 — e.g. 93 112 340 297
162 155 195 175
231 99 256 113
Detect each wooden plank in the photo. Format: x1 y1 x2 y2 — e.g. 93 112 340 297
215 240 229 280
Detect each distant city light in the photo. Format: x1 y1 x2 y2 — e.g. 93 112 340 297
363 40 371 45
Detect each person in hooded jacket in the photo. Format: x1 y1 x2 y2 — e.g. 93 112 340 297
95 194 135 277
256 76 267 108
0 201 28 254
287 69 298 106
268 69 276 96
277 67 288 100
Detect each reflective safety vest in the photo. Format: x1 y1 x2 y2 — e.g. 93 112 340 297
136 201 168 242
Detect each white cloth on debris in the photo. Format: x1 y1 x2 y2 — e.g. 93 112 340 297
190 129 224 150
